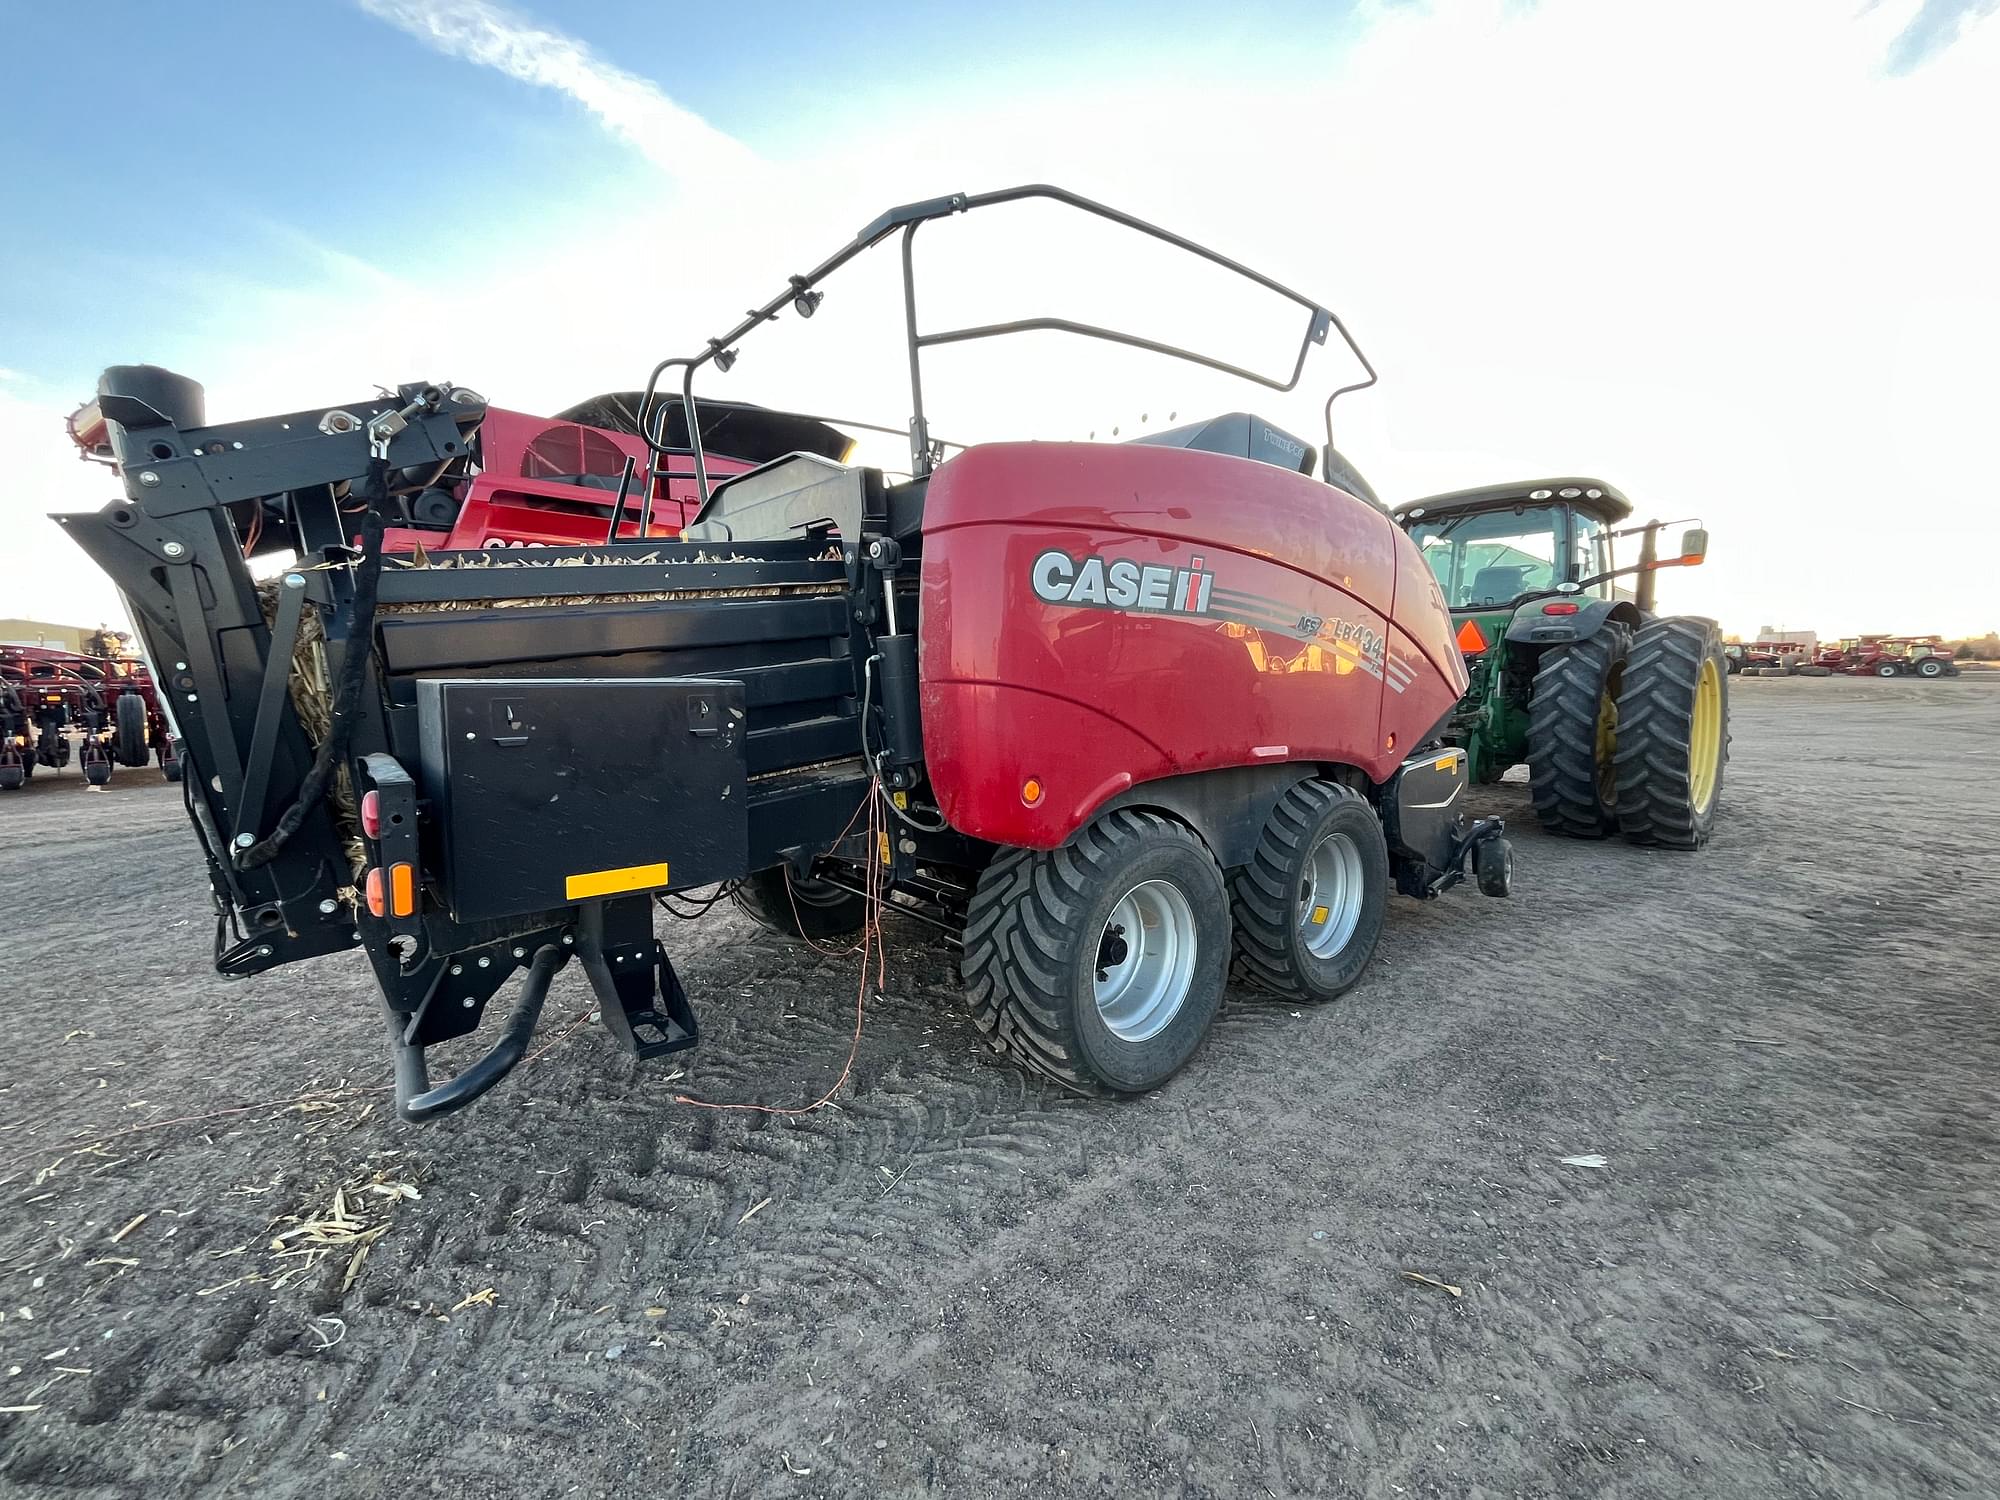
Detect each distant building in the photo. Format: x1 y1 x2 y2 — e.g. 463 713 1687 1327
1753 626 1818 655
0 618 93 653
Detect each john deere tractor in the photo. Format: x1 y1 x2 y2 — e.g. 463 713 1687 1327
1392 480 1728 849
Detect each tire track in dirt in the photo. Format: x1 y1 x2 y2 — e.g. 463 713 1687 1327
7 679 2000 1496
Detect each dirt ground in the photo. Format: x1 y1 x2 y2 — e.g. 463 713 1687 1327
2 673 1996 1499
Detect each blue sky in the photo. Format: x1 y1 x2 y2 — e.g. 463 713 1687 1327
0 0 1373 401
2 0 1996 636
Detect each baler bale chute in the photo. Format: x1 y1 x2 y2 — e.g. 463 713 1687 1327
57 184 1516 1120
1393 481 1730 849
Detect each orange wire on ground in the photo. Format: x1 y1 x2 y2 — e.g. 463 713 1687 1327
673 785 889 1117
782 788 876 959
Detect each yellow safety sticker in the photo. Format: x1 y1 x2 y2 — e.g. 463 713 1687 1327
878 831 893 866
565 861 670 900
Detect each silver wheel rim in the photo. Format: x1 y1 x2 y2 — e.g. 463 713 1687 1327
1299 831 1365 959
1093 879 1198 1043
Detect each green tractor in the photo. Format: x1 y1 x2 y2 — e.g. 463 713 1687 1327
1392 479 1728 849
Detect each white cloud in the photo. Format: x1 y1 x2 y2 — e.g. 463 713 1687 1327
354 0 763 189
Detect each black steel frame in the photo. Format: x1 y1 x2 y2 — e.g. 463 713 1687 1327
630 185 1377 499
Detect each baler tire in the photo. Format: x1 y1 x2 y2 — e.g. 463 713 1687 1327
960 809 1228 1096
733 867 865 942
1526 622 1632 839
114 693 148 767
1227 779 1387 1003
1614 616 1730 850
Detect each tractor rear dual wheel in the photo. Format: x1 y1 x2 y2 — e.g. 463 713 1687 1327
1614 617 1730 849
1526 623 1632 838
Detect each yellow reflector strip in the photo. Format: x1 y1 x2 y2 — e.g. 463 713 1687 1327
565 861 669 900
1310 904 1330 925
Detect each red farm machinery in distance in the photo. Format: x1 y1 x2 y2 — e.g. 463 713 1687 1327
61 183 1527 1123
1815 636 1961 679
1724 639 1814 675
0 633 181 789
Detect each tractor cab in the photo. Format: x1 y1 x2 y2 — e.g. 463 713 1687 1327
1394 479 1632 638
1392 480 1706 657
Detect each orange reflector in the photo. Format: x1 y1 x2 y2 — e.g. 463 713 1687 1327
364 867 385 918
1021 777 1044 806
389 862 416 917
360 789 382 839
1456 618 1489 652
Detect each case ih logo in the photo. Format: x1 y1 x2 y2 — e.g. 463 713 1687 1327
1031 549 1216 616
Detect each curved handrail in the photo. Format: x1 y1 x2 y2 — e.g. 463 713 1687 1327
629 184 1377 506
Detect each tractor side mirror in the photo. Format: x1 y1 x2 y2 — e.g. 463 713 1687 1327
1678 527 1709 563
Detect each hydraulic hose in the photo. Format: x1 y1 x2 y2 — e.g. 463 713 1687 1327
234 455 389 871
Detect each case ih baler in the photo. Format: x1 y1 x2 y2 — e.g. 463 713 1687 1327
58 185 1513 1121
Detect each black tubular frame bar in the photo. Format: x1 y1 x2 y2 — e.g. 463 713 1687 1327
629 184 1378 500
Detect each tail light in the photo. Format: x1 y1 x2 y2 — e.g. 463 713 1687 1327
1542 602 1580 616
360 789 382 838
363 862 416 918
